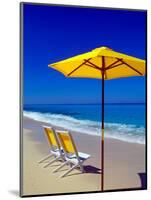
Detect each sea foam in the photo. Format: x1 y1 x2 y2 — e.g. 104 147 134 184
23 111 145 144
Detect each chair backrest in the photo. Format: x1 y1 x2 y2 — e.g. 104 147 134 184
43 126 60 151
56 130 79 158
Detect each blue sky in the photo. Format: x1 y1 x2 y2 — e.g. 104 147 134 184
23 4 146 104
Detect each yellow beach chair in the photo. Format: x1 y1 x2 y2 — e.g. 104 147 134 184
38 126 64 168
54 130 90 177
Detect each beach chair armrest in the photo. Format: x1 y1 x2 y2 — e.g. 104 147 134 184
78 152 90 160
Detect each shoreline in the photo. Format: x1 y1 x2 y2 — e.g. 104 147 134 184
22 116 145 196
23 113 145 145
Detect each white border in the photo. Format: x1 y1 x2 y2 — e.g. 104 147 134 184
0 0 150 199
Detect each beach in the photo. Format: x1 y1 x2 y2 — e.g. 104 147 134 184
22 116 145 196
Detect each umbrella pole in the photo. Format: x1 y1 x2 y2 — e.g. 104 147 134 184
101 57 105 191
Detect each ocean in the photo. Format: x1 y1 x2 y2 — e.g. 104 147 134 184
23 104 146 144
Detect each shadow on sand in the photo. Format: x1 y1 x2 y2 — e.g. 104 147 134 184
62 165 101 177
138 172 147 189
84 165 101 174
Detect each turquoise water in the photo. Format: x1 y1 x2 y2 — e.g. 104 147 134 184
23 104 146 144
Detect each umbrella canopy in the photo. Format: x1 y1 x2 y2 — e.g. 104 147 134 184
48 47 145 79
48 46 146 191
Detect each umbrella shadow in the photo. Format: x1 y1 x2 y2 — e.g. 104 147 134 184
62 165 101 178
84 165 101 174
138 172 147 189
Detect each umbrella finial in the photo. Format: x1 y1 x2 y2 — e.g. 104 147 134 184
92 46 113 53
102 46 112 50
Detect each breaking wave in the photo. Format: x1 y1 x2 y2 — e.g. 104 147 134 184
23 111 145 144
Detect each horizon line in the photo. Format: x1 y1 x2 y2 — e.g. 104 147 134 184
24 102 146 106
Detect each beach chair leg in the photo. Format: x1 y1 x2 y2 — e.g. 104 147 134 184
53 161 69 173
43 156 60 168
38 154 53 164
60 164 78 178
79 164 84 173
58 155 65 162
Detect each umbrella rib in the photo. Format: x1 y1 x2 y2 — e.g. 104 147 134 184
85 60 102 71
121 60 143 75
85 63 96 68
67 58 91 76
105 58 123 70
104 70 107 79
105 62 124 71
84 63 102 71
105 59 143 76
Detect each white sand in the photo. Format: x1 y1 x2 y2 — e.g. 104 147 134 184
21 117 145 196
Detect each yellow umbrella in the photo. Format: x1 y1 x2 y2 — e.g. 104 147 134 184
48 46 146 190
